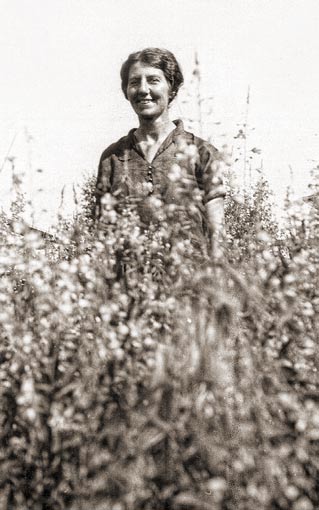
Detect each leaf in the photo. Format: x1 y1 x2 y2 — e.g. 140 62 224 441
141 429 165 451
173 492 216 509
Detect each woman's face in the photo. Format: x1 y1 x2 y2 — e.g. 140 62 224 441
126 62 171 120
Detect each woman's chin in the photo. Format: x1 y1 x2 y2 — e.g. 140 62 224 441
137 109 158 119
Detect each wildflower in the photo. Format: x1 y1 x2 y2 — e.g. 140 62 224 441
143 337 156 349
25 407 37 422
292 497 314 510
232 194 245 205
117 323 129 336
79 298 89 308
168 163 182 182
113 348 125 361
58 301 73 315
301 302 314 317
257 231 271 243
206 477 227 502
17 377 34 406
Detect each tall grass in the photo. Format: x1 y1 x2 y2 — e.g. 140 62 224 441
0 145 318 510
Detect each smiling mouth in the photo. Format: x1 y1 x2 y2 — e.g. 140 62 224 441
137 99 153 104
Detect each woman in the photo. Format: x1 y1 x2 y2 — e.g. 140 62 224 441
94 48 225 262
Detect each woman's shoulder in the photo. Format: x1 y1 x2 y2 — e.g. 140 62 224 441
176 120 217 154
99 130 134 163
182 129 220 163
193 134 219 156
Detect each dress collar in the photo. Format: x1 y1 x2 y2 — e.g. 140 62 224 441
127 119 186 149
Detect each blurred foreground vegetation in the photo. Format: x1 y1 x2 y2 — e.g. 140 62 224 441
0 154 319 510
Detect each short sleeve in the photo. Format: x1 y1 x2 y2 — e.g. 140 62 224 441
196 142 226 204
93 146 116 221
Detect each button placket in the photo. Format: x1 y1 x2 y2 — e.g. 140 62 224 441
147 165 154 194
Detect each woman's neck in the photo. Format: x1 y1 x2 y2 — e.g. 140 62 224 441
135 114 175 142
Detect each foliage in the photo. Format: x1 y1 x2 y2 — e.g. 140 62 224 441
0 147 319 510
224 174 279 263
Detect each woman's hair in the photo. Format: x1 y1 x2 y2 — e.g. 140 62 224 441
120 48 184 103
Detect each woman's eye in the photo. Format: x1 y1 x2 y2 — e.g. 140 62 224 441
149 78 160 83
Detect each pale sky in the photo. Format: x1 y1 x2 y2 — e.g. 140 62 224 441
1 0 319 230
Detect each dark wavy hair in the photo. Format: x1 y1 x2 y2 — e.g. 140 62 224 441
120 48 184 103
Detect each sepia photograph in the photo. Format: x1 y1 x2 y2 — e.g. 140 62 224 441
1 1 319 508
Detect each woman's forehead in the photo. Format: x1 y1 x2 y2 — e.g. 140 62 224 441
128 62 165 79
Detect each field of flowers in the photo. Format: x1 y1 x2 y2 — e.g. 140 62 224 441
0 150 319 510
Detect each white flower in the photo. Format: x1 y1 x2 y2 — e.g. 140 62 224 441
184 143 198 158
168 163 182 182
25 407 37 422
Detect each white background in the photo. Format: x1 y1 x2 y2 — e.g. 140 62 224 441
1 0 319 229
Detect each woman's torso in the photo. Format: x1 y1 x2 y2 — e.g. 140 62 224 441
95 120 225 254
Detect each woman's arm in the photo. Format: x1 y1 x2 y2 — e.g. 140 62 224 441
206 196 225 260
195 141 226 260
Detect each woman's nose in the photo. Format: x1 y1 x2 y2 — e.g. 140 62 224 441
137 78 150 95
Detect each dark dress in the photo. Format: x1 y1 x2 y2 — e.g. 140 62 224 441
95 120 225 249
